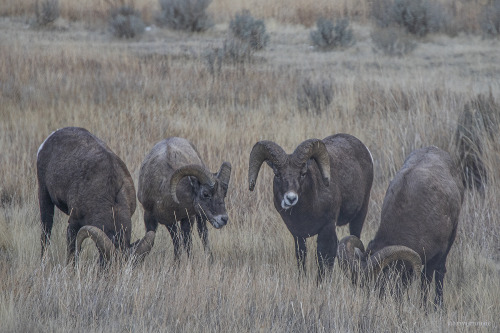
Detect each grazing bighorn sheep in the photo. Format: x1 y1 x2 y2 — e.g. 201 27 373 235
338 146 464 308
138 137 231 259
37 127 155 265
248 134 374 279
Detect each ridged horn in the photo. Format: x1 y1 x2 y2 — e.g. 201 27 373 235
217 162 232 186
368 246 422 278
338 235 422 282
248 141 287 191
338 235 366 279
130 231 156 261
170 164 215 204
76 225 115 262
292 139 330 186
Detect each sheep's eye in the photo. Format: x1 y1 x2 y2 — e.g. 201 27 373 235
202 191 210 198
300 172 307 178
274 173 281 179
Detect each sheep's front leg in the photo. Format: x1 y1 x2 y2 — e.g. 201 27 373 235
180 218 193 257
316 223 338 282
196 215 210 253
294 236 307 274
167 223 182 260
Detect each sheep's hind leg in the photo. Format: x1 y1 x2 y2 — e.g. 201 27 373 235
348 199 369 238
433 260 447 309
39 186 55 260
420 267 434 310
144 210 158 232
66 221 80 266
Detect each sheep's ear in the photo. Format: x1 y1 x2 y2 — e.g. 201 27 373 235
301 161 309 174
188 176 200 191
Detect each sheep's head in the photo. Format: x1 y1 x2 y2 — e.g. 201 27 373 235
248 139 330 210
170 163 231 229
337 235 422 285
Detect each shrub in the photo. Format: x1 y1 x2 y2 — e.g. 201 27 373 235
371 0 450 37
221 38 254 64
479 0 500 37
297 77 333 114
371 26 417 57
204 38 254 75
310 18 355 51
229 10 269 51
109 5 145 38
156 0 213 32
35 0 60 26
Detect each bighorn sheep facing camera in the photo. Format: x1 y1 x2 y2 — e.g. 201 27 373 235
248 134 374 279
338 146 464 308
37 127 155 265
138 137 231 259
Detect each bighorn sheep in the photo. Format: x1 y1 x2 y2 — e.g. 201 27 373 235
37 127 155 265
338 146 464 307
138 137 231 259
248 134 374 279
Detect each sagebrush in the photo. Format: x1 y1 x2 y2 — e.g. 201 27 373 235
229 10 269 51
371 0 450 37
310 18 355 50
156 0 213 32
109 5 145 38
371 26 417 56
34 0 59 27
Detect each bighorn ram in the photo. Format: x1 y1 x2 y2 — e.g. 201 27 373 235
338 146 464 307
138 137 231 259
248 134 374 279
37 127 155 265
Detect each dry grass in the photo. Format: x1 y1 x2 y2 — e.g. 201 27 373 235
1 2 500 331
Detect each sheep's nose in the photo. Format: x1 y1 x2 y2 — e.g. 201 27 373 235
286 193 297 204
284 192 298 205
220 215 228 226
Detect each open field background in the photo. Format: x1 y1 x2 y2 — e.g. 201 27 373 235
1 0 500 331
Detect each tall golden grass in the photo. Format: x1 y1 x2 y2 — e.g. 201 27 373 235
0 2 499 331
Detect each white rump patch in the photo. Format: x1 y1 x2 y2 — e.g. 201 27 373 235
37 129 59 159
365 144 374 165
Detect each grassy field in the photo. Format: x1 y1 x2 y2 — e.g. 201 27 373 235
1 1 499 331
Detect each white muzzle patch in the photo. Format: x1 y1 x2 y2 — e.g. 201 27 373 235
281 191 298 210
211 214 228 229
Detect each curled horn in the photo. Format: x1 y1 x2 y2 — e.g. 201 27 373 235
170 164 215 204
75 226 115 263
292 139 330 186
130 231 156 262
368 246 422 278
248 141 287 191
338 235 422 282
217 162 232 186
338 235 366 280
